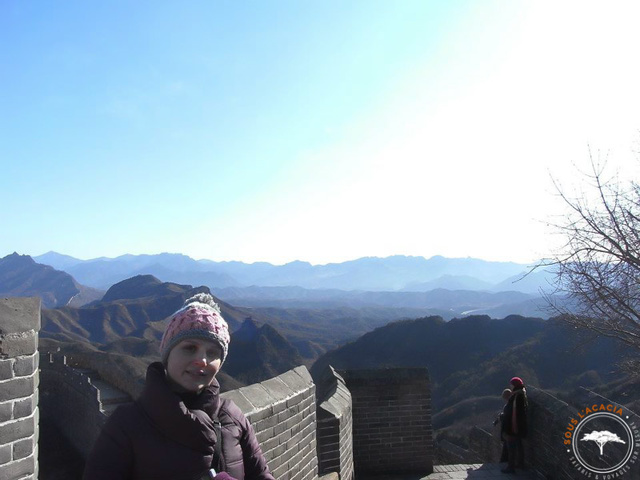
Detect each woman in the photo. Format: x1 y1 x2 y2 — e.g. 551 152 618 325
493 388 512 463
501 376 528 474
83 293 275 480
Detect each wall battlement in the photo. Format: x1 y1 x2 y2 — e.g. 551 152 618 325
222 366 318 480
13 297 638 480
342 368 434 476
39 353 132 460
316 366 353 480
0 297 41 480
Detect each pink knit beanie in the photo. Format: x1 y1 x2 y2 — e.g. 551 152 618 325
160 293 231 364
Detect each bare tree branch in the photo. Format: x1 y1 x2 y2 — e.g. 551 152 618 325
538 151 640 353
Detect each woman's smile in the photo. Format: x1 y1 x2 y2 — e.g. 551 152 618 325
166 338 222 393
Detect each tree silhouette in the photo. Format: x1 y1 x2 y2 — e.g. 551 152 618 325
540 153 640 374
581 430 626 455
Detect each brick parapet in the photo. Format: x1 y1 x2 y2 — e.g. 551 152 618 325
342 368 433 476
316 366 353 480
526 386 640 479
467 386 640 478
0 297 41 480
222 366 318 480
38 353 131 460
39 354 106 459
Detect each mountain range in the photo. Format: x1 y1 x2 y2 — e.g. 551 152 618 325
38 273 308 395
310 314 639 450
34 251 555 294
5 251 637 459
0 253 103 308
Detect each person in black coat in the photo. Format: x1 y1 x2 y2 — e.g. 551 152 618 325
493 388 513 463
83 293 274 480
501 376 528 474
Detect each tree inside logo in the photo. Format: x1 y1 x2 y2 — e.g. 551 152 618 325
564 405 639 476
581 430 625 456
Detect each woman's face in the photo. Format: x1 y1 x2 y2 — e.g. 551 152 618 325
166 338 222 393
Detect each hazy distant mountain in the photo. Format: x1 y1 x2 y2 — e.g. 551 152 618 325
35 251 87 270
491 268 557 294
35 252 539 292
311 314 632 413
38 253 238 290
401 275 494 292
211 284 559 319
0 253 103 308
228 255 526 291
223 318 304 384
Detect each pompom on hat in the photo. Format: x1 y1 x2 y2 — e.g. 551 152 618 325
160 293 231 365
510 376 524 388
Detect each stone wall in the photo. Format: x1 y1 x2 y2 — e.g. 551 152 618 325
342 368 433 476
526 386 640 480
222 366 318 480
39 354 319 480
468 425 502 463
315 366 353 480
39 355 106 459
0 297 40 480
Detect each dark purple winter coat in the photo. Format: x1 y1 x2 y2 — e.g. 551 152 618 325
83 363 275 480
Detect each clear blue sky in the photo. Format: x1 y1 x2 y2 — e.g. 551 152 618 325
2 1 640 265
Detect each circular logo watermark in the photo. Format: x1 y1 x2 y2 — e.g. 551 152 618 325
564 403 639 478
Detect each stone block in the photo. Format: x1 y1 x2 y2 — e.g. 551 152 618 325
13 396 36 419
0 298 41 334
13 436 35 460
272 399 287 415
319 473 339 480
270 443 287 459
0 376 34 402
0 415 35 443
13 354 37 377
0 401 12 423
239 384 277 411
271 462 288 479
221 390 255 416
0 454 35 479
0 330 37 358
0 444 10 466
0 358 14 379
261 376 295 401
260 435 279 455
285 391 306 409
279 368 312 393
256 427 275 445
254 413 279 432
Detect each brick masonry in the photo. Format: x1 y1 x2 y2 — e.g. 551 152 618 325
316 366 354 480
526 386 640 480
468 386 640 479
38 354 131 459
342 368 434 476
0 297 41 480
222 366 319 480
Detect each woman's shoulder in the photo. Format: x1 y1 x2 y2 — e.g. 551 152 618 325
218 397 249 426
103 401 146 431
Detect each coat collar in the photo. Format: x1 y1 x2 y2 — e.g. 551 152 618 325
137 362 221 453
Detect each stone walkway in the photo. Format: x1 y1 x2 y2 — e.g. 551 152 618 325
428 464 539 479
359 464 539 480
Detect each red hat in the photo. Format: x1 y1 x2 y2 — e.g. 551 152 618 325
510 377 524 388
